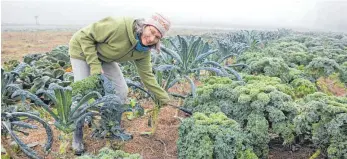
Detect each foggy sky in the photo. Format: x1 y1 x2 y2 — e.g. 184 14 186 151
1 0 347 32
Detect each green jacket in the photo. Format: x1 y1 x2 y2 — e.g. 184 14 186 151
69 16 170 104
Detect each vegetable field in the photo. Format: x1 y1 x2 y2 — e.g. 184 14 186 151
1 29 346 159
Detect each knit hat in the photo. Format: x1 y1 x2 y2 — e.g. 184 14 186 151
143 13 171 53
144 13 171 37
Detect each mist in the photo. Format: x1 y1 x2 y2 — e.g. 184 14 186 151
1 0 347 32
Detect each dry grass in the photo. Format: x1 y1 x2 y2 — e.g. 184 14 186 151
1 31 74 63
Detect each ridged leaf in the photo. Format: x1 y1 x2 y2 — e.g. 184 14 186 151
191 67 227 76
153 65 179 72
193 49 218 65
184 76 196 97
70 91 102 117
224 67 243 81
160 46 183 64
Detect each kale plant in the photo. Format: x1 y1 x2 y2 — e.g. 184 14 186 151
178 112 257 159
294 92 347 158
183 75 298 157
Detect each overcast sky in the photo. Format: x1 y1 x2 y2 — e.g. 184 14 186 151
1 0 347 31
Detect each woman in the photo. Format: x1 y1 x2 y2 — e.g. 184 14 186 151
69 13 171 154
69 13 171 104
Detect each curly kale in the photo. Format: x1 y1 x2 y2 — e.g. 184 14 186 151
310 47 347 65
238 49 303 83
284 52 314 67
305 57 341 80
248 57 293 83
245 114 270 157
177 112 257 159
290 78 317 98
237 51 266 66
76 147 142 159
294 92 347 158
335 54 347 65
183 76 298 157
235 37 347 85
270 41 308 54
201 75 234 85
288 67 306 81
327 141 347 159
70 75 103 97
242 75 295 98
339 62 347 84
70 74 121 98
253 41 309 62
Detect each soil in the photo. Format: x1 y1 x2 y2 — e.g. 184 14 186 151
1 31 328 159
317 77 347 97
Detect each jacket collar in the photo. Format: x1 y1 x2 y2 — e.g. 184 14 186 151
124 17 138 46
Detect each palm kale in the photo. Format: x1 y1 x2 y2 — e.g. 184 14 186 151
47 45 70 66
23 53 45 65
1 68 22 108
3 60 20 72
159 35 230 87
71 75 145 154
1 112 53 159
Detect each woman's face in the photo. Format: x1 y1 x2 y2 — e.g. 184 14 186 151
141 25 162 46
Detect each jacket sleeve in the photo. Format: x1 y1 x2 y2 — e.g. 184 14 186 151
75 17 118 75
134 54 170 104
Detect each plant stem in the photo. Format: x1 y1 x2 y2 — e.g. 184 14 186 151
59 132 71 155
309 149 321 159
150 105 160 134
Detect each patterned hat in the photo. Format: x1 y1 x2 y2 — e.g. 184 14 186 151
144 13 171 37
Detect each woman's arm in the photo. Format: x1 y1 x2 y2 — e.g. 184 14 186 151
134 54 170 104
